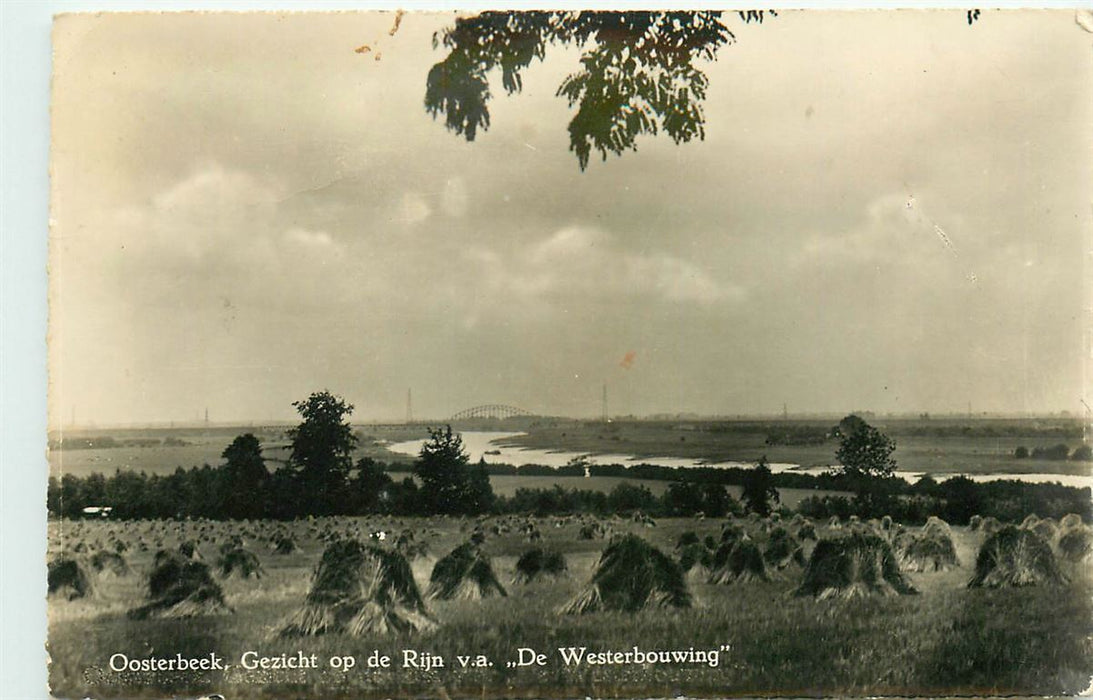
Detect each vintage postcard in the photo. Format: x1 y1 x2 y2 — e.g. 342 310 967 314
47 8 1093 699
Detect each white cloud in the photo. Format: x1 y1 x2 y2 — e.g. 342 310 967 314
472 224 743 306
441 177 469 218
284 227 336 249
398 192 431 225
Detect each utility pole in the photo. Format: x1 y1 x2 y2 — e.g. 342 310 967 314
601 382 608 422
406 388 413 424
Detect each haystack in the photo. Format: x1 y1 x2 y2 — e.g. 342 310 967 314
217 547 264 579
178 540 203 561
764 527 806 570
923 516 951 539
426 543 507 600
1056 525 1093 562
678 542 714 584
676 531 700 550
128 551 231 619
720 523 745 545
978 516 1002 536
899 529 960 572
561 534 690 614
512 547 567 584
795 533 917 599
1059 513 1084 531
1029 518 1058 543
272 534 298 555
967 526 1066 588
394 532 430 561
48 558 94 600
709 536 769 584
88 550 130 577
578 523 603 540
281 539 434 636
1020 513 1041 529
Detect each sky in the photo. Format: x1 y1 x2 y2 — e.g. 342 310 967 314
48 9 1093 426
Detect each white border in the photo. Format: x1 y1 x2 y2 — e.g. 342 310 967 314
2 2 1087 698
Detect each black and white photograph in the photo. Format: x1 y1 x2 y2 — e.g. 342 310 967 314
44 8 1093 699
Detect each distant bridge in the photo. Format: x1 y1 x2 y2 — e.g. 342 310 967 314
450 404 535 420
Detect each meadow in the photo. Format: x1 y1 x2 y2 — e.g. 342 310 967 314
47 514 1093 699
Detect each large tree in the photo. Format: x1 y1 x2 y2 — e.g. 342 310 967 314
833 414 898 513
413 425 494 515
351 456 394 514
219 433 269 519
834 415 897 480
741 455 779 517
287 391 358 515
424 10 982 170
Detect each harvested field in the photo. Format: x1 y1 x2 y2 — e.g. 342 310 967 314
47 515 1093 699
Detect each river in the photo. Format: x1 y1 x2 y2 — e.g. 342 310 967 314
386 431 1093 489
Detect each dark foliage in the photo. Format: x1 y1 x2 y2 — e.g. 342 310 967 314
425 11 744 169
741 456 779 517
414 426 496 515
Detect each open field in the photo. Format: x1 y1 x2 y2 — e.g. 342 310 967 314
48 418 1091 482
493 418 1092 476
48 514 1093 699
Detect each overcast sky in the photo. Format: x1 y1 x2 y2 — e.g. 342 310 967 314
48 10 1092 426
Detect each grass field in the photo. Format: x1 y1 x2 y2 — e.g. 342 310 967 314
47 515 1093 699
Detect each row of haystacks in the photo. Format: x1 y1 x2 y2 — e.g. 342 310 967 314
51 510 1088 626
1017 513 1093 564
47 548 135 600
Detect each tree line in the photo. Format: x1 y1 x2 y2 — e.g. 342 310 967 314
47 398 1090 525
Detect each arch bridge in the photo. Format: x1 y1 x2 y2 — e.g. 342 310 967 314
450 404 534 420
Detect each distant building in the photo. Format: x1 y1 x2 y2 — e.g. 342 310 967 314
81 506 113 518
